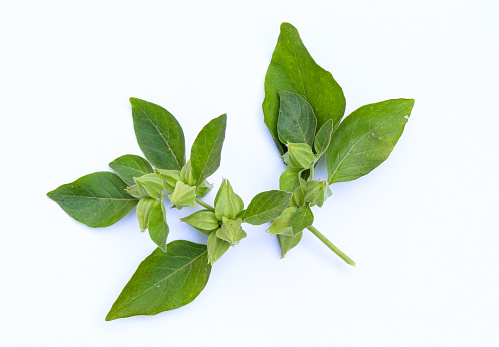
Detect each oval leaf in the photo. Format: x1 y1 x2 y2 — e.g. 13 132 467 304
47 172 138 228
190 114 227 186
314 119 333 156
327 99 415 184
241 190 292 225
130 97 185 170
279 168 303 192
277 91 317 147
106 241 211 321
263 22 345 154
290 204 314 235
109 154 153 184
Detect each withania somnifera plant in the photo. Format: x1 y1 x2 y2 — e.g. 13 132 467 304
47 22 414 320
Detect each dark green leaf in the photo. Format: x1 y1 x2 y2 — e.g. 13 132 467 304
277 231 303 258
327 99 415 184
47 172 138 228
147 201 168 252
263 22 345 154
190 114 227 186
277 91 317 147
106 241 210 320
241 190 292 225
290 204 314 235
109 154 153 184
314 119 333 156
130 97 185 170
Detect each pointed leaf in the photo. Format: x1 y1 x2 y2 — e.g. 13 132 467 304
109 154 153 184
214 179 243 220
277 231 303 258
130 97 185 170
207 231 230 264
241 190 292 225
47 172 138 228
148 201 168 252
181 210 220 232
327 99 415 184
190 114 227 186
263 22 345 154
290 204 314 235
106 241 210 320
314 119 333 156
277 91 317 147
279 168 303 192
267 206 295 235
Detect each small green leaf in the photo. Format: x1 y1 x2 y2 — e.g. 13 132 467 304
130 97 185 170
304 180 330 208
241 190 292 225
181 210 220 232
136 198 158 232
263 22 345 154
214 179 243 220
287 142 316 169
196 180 213 198
207 231 230 264
277 231 303 258
168 181 197 208
106 241 210 320
155 169 181 193
279 168 303 192
277 91 317 148
148 201 168 252
134 173 164 199
216 217 246 245
109 154 154 184
267 207 295 235
290 204 314 235
314 119 333 156
290 184 305 207
327 99 415 184
47 172 138 228
190 114 227 186
125 184 148 199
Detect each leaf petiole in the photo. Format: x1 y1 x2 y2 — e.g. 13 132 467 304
195 197 215 212
307 225 355 266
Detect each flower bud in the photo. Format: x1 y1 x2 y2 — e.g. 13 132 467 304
168 181 197 209
216 217 246 245
180 160 196 186
181 210 219 234
136 198 159 232
214 179 244 220
286 142 316 169
304 180 332 207
155 169 181 192
125 184 148 199
134 173 164 199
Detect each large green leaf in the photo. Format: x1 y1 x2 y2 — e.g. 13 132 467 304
263 22 345 154
106 241 211 321
130 97 185 170
327 99 415 184
109 154 153 184
47 172 138 228
277 91 317 147
190 114 227 186
241 190 292 225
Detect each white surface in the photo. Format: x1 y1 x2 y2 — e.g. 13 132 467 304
1 0 498 346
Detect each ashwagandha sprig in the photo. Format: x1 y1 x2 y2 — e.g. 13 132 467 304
47 22 414 320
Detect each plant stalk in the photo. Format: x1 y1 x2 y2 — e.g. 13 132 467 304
307 225 356 266
195 197 215 212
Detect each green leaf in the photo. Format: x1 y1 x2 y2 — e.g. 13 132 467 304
130 97 185 170
287 142 316 169
241 190 292 225
290 204 314 235
136 198 158 232
207 231 230 264
277 91 317 148
190 114 227 186
106 241 210 320
109 154 153 184
267 206 295 235
196 180 213 198
304 180 331 208
47 172 138 228
277 231 303 258
279 168 303 192
181 210 220 232
327 99 415 184
148 201 168 252
314 119 333 156
134 173 164 199
263 22 345 154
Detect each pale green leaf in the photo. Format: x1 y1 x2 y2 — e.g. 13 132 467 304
290 204 314 235
109 154 153 184
241 190 292 225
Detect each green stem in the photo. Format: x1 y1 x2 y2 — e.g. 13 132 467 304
196 197 215 212
307 225 356 266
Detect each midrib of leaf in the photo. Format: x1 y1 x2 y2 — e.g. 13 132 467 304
328 113 398 184
135 102 181 169
115 251 207 310
51 194 135 201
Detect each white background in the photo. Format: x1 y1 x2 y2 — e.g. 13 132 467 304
1 0 498 346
